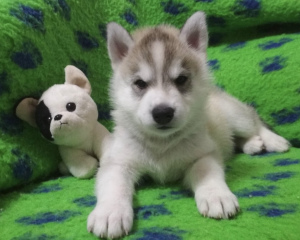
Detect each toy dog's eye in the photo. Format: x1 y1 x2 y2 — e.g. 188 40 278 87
66 102 76 112
44 116 52 123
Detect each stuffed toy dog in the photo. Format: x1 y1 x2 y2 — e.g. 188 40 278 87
16 65 109 178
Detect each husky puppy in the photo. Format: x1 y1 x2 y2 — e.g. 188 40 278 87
87 12 290 238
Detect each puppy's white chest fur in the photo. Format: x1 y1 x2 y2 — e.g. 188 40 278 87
103 124 215 183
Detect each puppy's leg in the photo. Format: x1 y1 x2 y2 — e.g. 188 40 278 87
184 153 239 219
236 125 290 154
259 126 290 152
212 91 289 154
87 163 138 239
230 104 290 154
237 135 264 155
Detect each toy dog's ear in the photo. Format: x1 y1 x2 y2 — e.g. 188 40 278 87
64 65 91 95
15 98 38 128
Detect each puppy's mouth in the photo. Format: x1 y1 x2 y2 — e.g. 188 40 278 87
157 125 173 130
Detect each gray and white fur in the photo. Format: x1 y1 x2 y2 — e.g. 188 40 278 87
87 12 290 238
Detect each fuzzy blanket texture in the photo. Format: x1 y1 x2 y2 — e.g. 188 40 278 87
0 0 300 239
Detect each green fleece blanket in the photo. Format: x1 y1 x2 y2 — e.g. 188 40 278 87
1 0 300 191
1 149 300 239
0 0 300 239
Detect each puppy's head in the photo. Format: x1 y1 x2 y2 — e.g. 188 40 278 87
16 66 98 146
107 12 210 137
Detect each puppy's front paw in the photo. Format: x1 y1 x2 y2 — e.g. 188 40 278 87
87 203 133 239
196 187 239 219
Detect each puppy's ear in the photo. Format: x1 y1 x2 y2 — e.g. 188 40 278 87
64 65 91 94
107 22 133 70
180 11 208 54
15 98 38 128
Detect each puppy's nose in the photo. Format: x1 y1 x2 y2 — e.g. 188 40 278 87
54 114 62 121
152 105 175 125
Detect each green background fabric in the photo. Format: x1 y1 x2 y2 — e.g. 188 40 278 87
1 0 300 191
0 0 300 239
1 150 299 239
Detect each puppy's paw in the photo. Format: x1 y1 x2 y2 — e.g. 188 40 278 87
87 203 133 239
261 131 290 153
196 187 239 219
242 135 264 155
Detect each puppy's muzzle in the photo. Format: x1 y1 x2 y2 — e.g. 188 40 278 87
152 105 175 126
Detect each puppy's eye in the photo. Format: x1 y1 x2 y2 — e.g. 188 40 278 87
175 75 188 86
66 102 76 112
134 79 148 90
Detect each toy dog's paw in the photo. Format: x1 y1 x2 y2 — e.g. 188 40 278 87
87 202 133 239
68 157 98 179
242 135 264 155
196 186 239 219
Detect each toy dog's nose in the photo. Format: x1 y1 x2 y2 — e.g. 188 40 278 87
152 105 175 125
54 114 62 121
